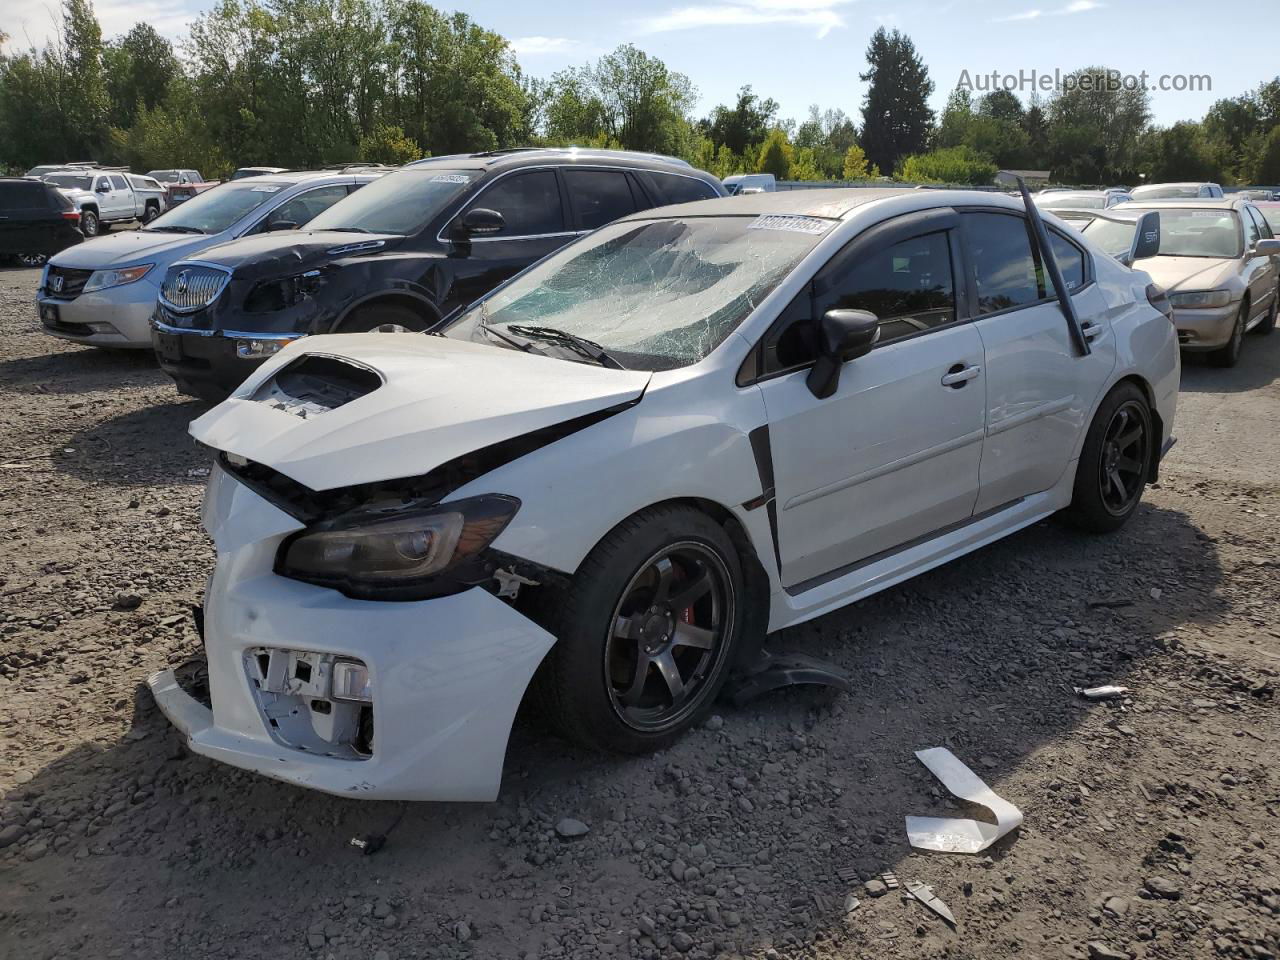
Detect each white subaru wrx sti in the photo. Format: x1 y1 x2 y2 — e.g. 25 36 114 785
149 189 1179 801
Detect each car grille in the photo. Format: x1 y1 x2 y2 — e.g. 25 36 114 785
46 266 93 300
160 264 231 314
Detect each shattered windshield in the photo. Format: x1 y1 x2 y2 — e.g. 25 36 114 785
444 214 829 370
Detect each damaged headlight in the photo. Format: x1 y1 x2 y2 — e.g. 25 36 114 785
244 269 323 313
1168 289 1232 309
277 494 520 600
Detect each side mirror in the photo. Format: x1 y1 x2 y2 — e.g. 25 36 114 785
266 219 298 232
1252 238 1280 258
454 207 505 238
806 309 880 399
1120 211 1160 266
95 184 109 194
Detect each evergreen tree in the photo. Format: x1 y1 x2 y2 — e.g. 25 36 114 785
858 27 934 176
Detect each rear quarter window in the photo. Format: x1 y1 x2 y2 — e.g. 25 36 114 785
638 172 719 207
0 181 52 210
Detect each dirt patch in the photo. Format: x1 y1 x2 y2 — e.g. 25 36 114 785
2 264 1278 960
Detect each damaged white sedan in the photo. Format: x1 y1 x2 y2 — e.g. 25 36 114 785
149 189 1179 801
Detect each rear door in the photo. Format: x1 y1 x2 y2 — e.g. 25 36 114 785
1242 205 1278 324
442 168 573 313
964 210 1116 512
105 174 132 219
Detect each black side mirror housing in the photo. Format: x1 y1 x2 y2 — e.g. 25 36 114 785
454 207 505 238
1122 210 1160 265
266 219 298 232
806 308 880 399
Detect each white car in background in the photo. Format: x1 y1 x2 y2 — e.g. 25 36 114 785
149 188 1179 801
1130 181 1224 200
35 169 386 349
1034 189 1131 214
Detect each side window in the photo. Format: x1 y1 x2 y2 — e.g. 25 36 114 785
965 212 1042 314
765 230 957 373
110 175 129 190
564 169 639 230
1248 206 1274 239
474 170 565 237
639 172 718 207
1243 207 1263 247
264 185 350 229
1048 229 1087 290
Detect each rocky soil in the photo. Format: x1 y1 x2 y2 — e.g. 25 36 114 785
1 264 1278 960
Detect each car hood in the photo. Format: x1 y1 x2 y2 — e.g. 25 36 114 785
1139 256 1237 293
189 333 652 491
49 229 214 269
191 230 404 280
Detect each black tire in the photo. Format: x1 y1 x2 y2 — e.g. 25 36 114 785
80 209 99 238
533 505 747 754
1256 290 1277 335
1208 301 1247 367
338 303 430 333
17 253 48 268
143 203 160 224
1063 382 1153 534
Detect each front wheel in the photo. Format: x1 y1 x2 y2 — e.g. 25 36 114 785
1256 290 1277 335
1063 382 1153 534
533 505 746 754
80 210 99 237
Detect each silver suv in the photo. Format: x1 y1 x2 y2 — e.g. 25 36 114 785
36 168 388 349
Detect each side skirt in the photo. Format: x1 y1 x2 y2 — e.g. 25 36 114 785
767 464 1077 633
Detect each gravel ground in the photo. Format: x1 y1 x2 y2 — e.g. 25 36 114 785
1 263 1279 960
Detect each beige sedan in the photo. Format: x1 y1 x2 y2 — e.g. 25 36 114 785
1092 198 1279 366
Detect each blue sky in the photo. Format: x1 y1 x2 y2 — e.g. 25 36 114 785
4 0 1275 128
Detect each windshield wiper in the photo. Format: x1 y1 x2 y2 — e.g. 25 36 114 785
479 309 537 354
504 324 627 369
145 225 205 234
322 226 371 233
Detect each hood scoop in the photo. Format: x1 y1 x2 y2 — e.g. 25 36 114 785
251 353 383 419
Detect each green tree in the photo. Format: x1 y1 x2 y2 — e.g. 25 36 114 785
1254 125 1280 183
841 144 877 180
899 145 997 185
358 123 423 164
1136 121 1224 184
62 0 110 155
701 84 778 155
1047 66 1150 181
544 44 696 155
859 27 934 177
756 128 793 179
104 23 177 128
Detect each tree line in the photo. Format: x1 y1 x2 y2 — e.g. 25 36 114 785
3 0 1279 186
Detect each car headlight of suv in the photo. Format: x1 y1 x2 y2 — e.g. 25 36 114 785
277 494 520 600
82 263 154 293
1168 289 1232 309
244 269 323 313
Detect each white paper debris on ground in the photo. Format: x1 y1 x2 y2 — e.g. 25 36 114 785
906 747 1023 854
1075 685 1129 701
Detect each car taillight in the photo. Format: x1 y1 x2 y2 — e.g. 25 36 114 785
62 210 80 221
1146 283 1173 323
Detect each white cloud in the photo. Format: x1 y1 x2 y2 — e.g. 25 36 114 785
992 0 1103 21
510 36 579 55
635 0 853 39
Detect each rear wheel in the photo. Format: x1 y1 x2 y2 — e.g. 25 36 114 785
338 303 431 333
1063 382 1153 533
80 209 99 237
1208 302 1247 367
17 253 48 268
533 505 746 754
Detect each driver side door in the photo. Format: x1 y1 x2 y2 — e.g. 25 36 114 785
754 211 987 591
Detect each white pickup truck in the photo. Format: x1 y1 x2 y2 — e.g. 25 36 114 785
39 169 167 237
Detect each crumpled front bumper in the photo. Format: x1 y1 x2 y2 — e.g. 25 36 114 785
148 464 556 801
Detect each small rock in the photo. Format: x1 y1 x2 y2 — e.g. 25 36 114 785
306 933 325 950
555 817 589 839
1087 942 1128 960
638 915 657 937
1104 896 1130 917
1143 876 1182 900
671 931 694 953
114 592 143 611
373 952 391 960
373 900 392 919
0 824 26 848
1149 587 1162 600
864 879 888 898
723 911 741 927
670 858 688 881
704 714 724 731
452 920 472 943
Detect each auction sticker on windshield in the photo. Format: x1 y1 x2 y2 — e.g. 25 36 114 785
748 214 833 235
250 185 283 192
431 174 473 184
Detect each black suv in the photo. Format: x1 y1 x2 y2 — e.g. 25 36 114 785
153 148 725 400
0 178 83 267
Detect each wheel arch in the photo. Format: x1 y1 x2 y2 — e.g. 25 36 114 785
331 290 442 332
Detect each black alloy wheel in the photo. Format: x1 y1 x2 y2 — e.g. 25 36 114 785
604 542 734 733
1098 399 1151 517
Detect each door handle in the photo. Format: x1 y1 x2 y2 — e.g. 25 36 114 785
1081 320 1103 340
941 364 981 387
